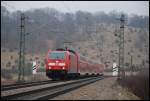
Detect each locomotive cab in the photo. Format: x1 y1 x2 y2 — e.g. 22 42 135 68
45 50 69 79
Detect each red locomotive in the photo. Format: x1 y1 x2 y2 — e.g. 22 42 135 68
45 48 104 80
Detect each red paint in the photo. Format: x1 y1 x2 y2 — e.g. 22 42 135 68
45 49 104 75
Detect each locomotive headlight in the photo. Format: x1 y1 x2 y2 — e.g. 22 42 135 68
62 67 65 69
48 63 55 66
49 66 51 69
58 63 65 66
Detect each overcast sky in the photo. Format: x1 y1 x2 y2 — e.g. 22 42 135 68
1 1 149 16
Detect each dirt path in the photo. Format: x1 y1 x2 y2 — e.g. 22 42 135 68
51 77 140 100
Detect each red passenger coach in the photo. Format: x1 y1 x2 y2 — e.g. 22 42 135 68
45 48 104 80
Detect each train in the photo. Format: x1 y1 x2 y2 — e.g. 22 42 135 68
45 48 104 80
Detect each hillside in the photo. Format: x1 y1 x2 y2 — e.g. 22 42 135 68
1 6 149 80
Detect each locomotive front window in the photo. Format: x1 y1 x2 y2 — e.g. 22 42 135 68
49 52 66 59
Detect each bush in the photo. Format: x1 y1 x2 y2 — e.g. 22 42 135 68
137 54 141 58
35 57 39 60
38 61 40 64
41 62 44 67
6 61 11 67
10 55 13 59
30 58 33 61
1 69 12 79
125 63 130 67
12 65 18 74
118 68 149 100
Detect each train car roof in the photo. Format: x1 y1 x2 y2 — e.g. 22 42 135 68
56 48 76 55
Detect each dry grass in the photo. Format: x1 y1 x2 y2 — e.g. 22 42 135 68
1 72 49 85
1 51 18 69
1 50 46 70
1 50 49 85
118 68 149 100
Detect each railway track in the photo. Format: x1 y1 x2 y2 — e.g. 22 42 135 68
1 76 103 100
1 80 58 91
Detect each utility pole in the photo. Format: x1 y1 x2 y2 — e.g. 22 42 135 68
18 13 26 82
95 24 103 63
130 55 133 75
144 36 148 67
128 52 133 75
97 37 103 63
131 47 133 75
117 14 126 80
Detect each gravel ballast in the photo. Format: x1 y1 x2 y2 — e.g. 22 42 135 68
51 77 140 100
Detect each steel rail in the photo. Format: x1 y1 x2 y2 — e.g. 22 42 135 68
2 76 103 100
1 80 58 91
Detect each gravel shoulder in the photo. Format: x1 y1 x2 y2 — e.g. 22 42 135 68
51 77 140 100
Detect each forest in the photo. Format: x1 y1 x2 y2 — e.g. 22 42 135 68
1 6 149 54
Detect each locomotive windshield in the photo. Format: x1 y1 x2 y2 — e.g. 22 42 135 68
49 52 66 59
